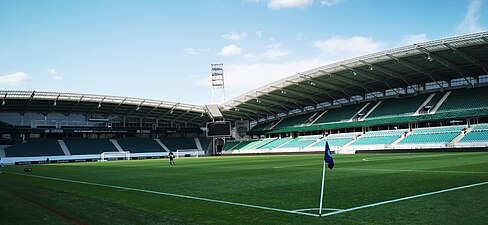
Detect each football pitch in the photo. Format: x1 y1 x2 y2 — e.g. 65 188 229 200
1 152 487 225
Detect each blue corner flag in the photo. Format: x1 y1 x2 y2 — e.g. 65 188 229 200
324 141 334 170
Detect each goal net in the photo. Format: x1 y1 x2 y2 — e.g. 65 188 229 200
175 149 200 158
100 151 130 161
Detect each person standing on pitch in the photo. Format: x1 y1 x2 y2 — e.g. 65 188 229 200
168 151 175 165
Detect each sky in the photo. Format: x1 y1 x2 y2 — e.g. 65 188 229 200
1 0 487 105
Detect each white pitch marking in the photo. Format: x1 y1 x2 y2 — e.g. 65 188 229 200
339 168 488 174
293 208 342 212
321 181 488 217
6 172 319 217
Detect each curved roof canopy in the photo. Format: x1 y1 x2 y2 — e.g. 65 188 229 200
0 91 210 126
220 31 488 122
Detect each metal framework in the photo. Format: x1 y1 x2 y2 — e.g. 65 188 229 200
211 63 225 104
0 91 210 127
220 31 488 123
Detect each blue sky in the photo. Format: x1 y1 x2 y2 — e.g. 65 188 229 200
0 0 486 105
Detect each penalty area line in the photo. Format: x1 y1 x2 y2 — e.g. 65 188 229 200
321 181 488 217
6 172 319 218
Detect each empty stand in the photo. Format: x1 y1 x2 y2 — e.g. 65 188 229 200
116 138 165 153
397 125 464 145
259 137 292 149
437 87 488 112
223 141 239 151
273 114 313 129
350 129 407 146
366 94 429 119
313 103 365 124
459 124 488 143
4 139 64 157
278 135 321 149
159 137 198 151
64 138 119 155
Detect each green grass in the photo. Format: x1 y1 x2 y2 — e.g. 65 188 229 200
1 152 487 225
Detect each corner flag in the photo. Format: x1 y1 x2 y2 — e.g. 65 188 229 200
319 141 334 216
324 141 334 170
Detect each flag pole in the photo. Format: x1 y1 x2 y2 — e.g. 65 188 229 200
318 156 327 216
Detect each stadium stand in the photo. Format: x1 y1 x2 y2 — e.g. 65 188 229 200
273 114 312 129
366 94 430 119
159 137 198 151
223 141 239 151
278 135 321 149
437 87 488 112
422 92 445 111
199 138 211 151
397 125 464 145
116 138 164 153
259 137 292 150
313 103 366 124
350 129 408 147
64 138 119 155
459 124 488 143
312 132 361 148
4 139 64 157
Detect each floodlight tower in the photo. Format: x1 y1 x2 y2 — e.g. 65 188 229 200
211 63 225 104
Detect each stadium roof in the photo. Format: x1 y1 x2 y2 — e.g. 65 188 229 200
0 90 210 126
220 31 488 122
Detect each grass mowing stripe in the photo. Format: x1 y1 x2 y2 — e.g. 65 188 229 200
0 187 87 225
321 181 488 217
6 172 320 218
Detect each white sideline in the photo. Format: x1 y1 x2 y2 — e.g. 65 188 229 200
5 172 319 217
321 181 488 217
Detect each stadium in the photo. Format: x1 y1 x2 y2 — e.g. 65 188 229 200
1 2 488 222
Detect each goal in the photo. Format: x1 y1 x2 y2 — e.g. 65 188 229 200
100 151 130 161
175 150 200 158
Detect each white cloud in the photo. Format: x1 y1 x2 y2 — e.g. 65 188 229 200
399 34 428 46
263 43 290 59
48 69 59 75
218 44 245 56
48 69 63 80
457 0 484 34
267 0 312 9
0 72 31 86
222 32 248 41
312 36 384 59
320 0 344 6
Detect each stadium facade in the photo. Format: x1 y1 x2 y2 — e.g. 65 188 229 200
1 31 488 163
